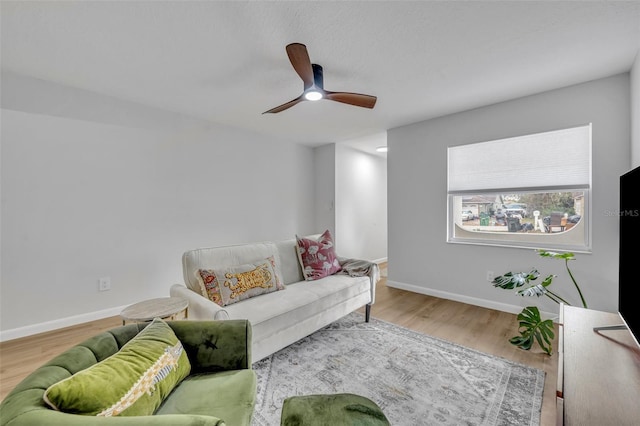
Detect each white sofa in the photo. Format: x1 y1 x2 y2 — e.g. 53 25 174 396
170 236 378 362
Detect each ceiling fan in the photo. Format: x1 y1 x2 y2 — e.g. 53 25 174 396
263 43 377 114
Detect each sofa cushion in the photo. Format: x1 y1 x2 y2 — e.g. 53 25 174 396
296 230 342 281
195 256 285 307
274 238 306 285
156 369 257 425
43 318 191 417
224 274 370 341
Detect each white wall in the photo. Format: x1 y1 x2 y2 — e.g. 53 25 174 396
631 50 640 168
0 75 316 339
388 74 630 316
313 144 336 237
335 144 387 262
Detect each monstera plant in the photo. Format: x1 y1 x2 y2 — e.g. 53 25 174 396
492 250 587 355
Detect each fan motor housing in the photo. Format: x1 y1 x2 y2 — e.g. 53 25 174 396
312 64 324 89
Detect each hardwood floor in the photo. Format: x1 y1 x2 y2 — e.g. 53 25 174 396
0 316 123 402
1 270 558 425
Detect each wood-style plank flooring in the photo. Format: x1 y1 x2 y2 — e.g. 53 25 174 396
0 266 557 425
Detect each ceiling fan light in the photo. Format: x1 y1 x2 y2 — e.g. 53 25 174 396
304 90 323 101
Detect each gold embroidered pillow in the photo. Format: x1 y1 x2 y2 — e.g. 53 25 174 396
43 318 190 416
196 256 285 306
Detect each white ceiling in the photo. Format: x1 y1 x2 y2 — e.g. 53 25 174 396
1 1 639 155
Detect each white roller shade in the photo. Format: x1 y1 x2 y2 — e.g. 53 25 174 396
448 124 591 193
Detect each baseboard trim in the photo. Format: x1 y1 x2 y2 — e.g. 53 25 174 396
0 305 128 342
373 257 388 265
1 278 556 342
386 280 557 321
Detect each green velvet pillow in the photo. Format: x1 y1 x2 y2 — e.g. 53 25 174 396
43 318 191 416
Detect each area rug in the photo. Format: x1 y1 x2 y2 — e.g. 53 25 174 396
251 312 544 426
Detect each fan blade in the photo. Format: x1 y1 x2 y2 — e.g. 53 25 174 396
325 91 377 109
286 43 314 90
262 95 305 114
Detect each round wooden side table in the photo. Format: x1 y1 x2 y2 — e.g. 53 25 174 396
120 297 188 325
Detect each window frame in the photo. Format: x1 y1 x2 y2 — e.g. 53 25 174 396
447 189 591 252
446 124 592 253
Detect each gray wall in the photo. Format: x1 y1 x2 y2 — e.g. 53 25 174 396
1 75 317 338
313 144 336 238
0 73 389 340
335 144 387 262
3 67 631 338
388 74 630 316
313 142 388 262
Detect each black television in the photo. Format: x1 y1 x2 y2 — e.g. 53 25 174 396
616 165 640 347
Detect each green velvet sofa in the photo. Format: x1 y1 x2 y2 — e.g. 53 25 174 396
0 320 256 426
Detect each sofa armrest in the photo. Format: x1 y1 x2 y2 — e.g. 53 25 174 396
170 284 230 320
337 257 380 305
3 411 225 426
168 320 252 372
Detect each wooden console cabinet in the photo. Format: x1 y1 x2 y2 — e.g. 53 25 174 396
556 304 640 425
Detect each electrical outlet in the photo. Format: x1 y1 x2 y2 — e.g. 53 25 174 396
486 271 495 282
99 277 111 292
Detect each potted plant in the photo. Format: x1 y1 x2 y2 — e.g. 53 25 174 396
491 250 587 355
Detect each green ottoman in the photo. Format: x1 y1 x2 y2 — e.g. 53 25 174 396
280 393 390 426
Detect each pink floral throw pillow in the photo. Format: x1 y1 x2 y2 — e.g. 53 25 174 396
296 230 342 281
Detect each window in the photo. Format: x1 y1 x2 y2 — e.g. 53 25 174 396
447 124 591 252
